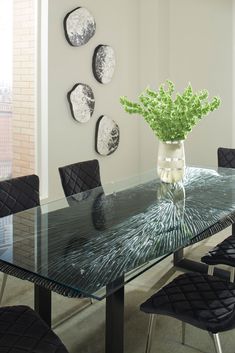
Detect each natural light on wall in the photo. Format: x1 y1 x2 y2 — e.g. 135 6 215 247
0 0 36 180
0 0 13 179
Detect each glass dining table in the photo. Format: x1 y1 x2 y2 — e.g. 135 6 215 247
1 165 235 353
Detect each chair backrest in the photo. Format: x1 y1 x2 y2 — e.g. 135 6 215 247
58 159 102 197
218 147 235 168
0 174 40 218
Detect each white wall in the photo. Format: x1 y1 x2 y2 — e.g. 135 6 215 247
47 0 141 200
45 0 234 199
139 0 233 170
139 0 170 172
169 0 233 166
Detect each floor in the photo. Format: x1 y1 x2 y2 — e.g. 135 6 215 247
2 228 235 353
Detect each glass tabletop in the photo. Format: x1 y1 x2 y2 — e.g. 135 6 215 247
1 166 235 300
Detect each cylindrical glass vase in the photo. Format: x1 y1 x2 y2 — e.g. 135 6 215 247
157 140 185 183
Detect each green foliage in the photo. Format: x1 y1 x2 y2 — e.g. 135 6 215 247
120 80 221 141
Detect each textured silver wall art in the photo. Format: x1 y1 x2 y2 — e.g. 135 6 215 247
64 7 96 47
95 115 120 156
67 83 95 123
92 45 116 84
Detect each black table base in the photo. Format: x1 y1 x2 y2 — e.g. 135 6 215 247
174 223 235 279
35 221 235 352
174 256 231 281
106 277 125 353
34 279 125 353
173 223 235 280
106 287 124 353
34 284 52 327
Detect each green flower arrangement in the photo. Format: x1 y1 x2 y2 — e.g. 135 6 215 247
120 80 221 141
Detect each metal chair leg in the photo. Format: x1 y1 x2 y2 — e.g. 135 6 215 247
145 314 156 353
182 322 186 345
230 267 235 282
208 265 214 276
0 274 8 305
209 333 223 353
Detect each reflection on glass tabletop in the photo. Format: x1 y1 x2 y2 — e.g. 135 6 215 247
0 166 235 299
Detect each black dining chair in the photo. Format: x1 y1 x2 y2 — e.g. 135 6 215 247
0 305 69 352
140 272 235 353
58 159 102 198
0 174 40 304
217 147 235 168
58 160 102 308
201 147 235 282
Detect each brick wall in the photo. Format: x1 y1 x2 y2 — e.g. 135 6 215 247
0 112 12 179
0 115 12 160
12 0 35 177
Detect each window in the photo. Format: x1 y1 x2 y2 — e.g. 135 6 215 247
0 0 36 179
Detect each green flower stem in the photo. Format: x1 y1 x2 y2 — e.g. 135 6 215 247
120 80 221 141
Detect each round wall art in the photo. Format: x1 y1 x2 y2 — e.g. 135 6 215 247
95 115 120 156
67 83 95 123
64 7 96 47
92 45 116 84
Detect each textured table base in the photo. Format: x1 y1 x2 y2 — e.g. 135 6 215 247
173 246 232 281
175 257 231 281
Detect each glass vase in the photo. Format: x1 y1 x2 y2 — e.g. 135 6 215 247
157 140 185 183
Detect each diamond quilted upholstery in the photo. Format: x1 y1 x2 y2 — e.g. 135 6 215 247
218 147 235 168
200 147 235 269
0 175 40 218
58 159 101 197
140 272 235 333
0 305 69 353
201 235 235 266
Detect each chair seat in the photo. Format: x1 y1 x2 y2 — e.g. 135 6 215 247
0 305 69 353
140 272 235 334
201 235 235 266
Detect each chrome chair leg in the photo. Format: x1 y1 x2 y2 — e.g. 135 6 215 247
145 314 156 353
209 332 222 353
208 265 214 276
0 274 8 305
230 267 235 282
181 322 186 345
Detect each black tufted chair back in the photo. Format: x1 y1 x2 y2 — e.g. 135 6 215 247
59 159 102 197
0 174 40 218
0 305 69 352
218 147 235 168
